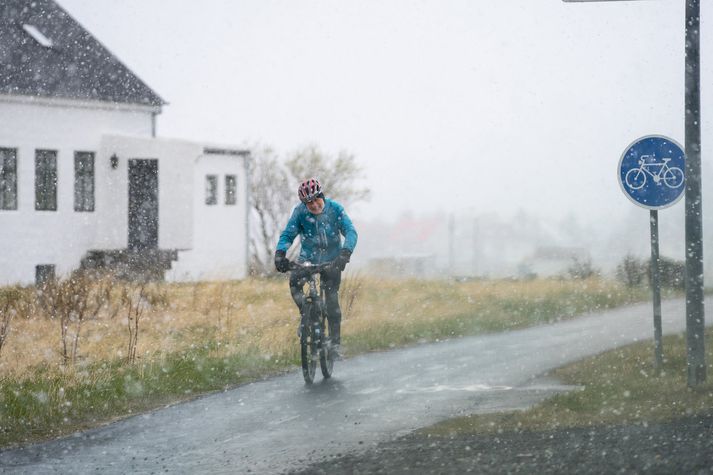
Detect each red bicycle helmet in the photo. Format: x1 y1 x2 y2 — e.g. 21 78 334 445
298 178 323 203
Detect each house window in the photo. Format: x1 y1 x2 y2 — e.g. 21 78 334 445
0 148 17 210
205 175 218 205
35 149 57 211
35 264 55 287
225 175 237 205
74 152 95 212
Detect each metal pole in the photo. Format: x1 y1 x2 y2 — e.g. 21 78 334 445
650 210 663 373
448 214 455 275
684 0 706 387
472 217 478 276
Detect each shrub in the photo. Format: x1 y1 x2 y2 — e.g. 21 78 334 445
36 271 115 365
0 288 27 358
567 257 599 280
654 257 685 290
615 254 686 290
616 254 647 288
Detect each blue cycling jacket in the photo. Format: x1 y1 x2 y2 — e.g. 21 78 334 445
276 198 358 264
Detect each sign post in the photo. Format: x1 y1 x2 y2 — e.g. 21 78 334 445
619 135 686 373
565 0 705 387
649 208 663 372
684 0 706 387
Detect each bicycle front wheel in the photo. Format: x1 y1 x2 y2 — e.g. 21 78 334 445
300 306 317 384
319 310 334 379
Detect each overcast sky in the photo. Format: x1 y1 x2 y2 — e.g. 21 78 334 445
57 0 710 225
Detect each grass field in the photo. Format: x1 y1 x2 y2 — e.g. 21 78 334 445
0 275 648 447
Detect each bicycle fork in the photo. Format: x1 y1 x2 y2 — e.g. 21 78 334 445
300 297 323 352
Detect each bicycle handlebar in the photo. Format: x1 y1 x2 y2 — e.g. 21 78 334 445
288 260 336 274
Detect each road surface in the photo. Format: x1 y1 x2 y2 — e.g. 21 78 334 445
1 297 709 474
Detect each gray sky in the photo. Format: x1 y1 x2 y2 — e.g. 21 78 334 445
57 0 709 224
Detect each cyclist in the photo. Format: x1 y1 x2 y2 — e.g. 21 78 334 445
274 178 358 358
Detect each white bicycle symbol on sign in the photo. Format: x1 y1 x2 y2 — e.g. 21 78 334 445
624 155 684 190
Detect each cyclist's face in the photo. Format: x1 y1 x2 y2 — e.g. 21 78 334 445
305 197 325 215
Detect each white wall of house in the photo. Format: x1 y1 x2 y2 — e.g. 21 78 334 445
167 151 249 281
0 96 249 286
0 96 157 285
98 135 196 252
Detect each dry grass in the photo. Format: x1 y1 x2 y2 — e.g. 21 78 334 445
0 278 295 378
0 275 641 379
0 273 649 447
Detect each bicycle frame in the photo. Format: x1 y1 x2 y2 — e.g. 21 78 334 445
289 261 336 383
292 261 331 327
625 155 684 191
637 157 673 180
300 273 325 338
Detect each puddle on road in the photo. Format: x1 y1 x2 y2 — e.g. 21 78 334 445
355 386 385 395
396 384 512 394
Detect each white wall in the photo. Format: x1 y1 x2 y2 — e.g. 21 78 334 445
168 152 249 281
0 97 249 285
98 135 197 252
0 98 155 285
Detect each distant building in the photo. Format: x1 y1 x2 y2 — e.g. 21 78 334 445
0 0 249 285
366 254 437 278
518 246 591 278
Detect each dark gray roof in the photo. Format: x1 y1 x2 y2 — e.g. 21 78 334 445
0 0 164 107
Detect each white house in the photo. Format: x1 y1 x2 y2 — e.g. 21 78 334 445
0 0 249 286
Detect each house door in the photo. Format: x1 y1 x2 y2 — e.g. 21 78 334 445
128 159 159 250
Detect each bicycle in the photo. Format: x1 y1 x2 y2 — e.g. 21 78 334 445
289 261 336 384
624 155 684 190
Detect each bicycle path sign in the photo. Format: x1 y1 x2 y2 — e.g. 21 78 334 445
618 135 686 210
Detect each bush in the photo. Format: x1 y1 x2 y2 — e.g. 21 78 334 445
655 257 685 290
615 254 685 290
616 254 647 288
567 257 599 280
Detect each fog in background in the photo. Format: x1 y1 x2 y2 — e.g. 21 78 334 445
59 0 713 278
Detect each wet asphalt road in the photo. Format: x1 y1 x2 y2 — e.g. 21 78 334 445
0 297 709 474
296 411 713 474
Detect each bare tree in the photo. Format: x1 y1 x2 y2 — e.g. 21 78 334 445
285 144 370 205
249 145 293 276
249 143 370 275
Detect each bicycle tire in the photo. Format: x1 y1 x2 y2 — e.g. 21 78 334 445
319 304 334 379
300 305 317 384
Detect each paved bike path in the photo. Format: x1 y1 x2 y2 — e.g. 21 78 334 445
1 297 710 474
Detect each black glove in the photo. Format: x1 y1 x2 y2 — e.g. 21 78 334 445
274 250 290 273
335 249 351 271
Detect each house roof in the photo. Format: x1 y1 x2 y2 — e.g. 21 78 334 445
0 0 165 107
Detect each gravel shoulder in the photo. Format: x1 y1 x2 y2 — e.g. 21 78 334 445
293 412 713 474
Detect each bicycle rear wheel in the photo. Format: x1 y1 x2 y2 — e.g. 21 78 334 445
300 306 317 384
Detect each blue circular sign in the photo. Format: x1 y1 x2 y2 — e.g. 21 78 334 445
618 135 686 210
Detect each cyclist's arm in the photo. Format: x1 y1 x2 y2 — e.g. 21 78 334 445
336 205 357 253
276 206 302 252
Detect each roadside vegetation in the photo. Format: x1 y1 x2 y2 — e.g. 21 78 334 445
424 330 713 437
0 273 650 447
